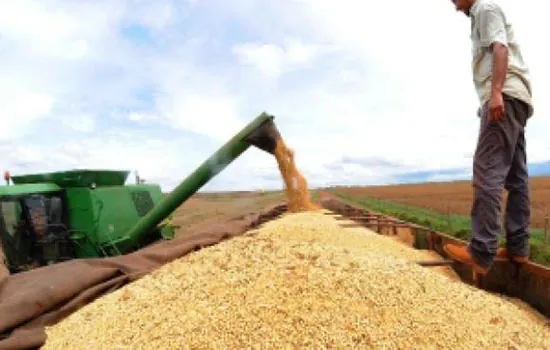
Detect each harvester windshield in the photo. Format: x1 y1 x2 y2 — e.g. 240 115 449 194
0 200 22 237
0 192 71 272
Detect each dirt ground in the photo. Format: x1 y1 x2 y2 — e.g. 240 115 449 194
170 191 286 237
333 176 550 229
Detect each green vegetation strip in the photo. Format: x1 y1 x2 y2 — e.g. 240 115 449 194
334 192 550 267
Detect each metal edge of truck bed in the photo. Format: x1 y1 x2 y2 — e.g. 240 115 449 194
321 197 550 319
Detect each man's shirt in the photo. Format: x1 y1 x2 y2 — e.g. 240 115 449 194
470 0 533 115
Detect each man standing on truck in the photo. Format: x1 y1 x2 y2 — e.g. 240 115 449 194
444 0 534 274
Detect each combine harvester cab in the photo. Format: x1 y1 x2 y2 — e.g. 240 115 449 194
0 113 282 274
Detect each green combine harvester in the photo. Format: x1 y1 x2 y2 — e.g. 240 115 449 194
0 113 281 274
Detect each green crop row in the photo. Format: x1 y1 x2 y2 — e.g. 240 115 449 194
333 192 550 267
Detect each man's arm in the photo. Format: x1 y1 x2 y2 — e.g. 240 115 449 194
490 42 508 121
478 4 508 121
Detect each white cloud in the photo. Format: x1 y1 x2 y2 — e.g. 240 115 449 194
233 39 320 79
285 40 318 65
129 2 176 31
128 112 147 122
233 43 285 78
60 115 96 133
0 0 549 193
426 170 472 184
156 91 244 140
4 129 204 189
0 86 54 140
0 0 124 61
126 112 161 124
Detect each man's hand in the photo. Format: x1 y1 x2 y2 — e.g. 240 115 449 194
489 91 505 121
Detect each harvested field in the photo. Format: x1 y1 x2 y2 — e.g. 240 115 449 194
171 191 285 237
43 210 550 349
333 176 550 229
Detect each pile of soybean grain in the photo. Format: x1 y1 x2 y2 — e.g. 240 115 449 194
43 210 550 349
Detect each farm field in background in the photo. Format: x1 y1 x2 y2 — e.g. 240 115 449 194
331 176 550 229
329 176 550 266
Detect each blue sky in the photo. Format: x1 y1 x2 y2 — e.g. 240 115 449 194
1 0 549 192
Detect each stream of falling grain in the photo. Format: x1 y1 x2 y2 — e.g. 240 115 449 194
273 137 319 212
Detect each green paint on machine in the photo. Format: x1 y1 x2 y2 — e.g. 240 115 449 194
0 113 282 273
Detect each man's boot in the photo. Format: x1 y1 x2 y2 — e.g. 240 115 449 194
443 243 490 275
496 247 529 263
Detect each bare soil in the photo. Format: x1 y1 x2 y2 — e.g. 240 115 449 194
171 191 286 237
333 176 550 229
